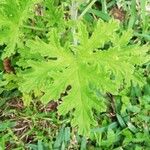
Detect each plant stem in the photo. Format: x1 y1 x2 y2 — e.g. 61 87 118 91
78 0 97 20
128 0 136 29
101 0 107 14
70 1 78 46
140 0 147 32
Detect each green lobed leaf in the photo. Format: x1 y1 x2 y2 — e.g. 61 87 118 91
0 0 40 59
18 19 149 136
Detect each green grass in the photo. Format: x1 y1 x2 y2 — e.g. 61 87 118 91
1 80 150 149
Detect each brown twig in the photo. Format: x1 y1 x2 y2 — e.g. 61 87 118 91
3 58 15 73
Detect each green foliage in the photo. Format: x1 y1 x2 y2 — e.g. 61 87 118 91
16 19 149 135
0 0 39 59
